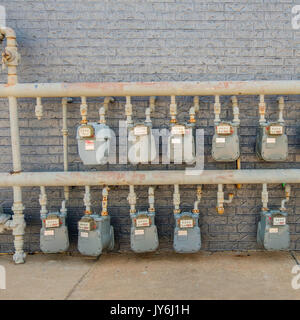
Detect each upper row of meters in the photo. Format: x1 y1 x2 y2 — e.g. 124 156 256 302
76 96 288 165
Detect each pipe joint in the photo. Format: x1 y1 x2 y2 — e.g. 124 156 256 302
35 97 43 120
170 95 177 123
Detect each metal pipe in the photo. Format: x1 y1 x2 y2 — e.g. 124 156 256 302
259 95 266 124
193 185 202 213
39 186 48 218
62 98 69 200
0 81 300 98
170 95 177 123
125 96 133 126
278 96 285 124
281 184 291 210
262 184 268 210
148 187 155 212
173 184 180 214
80 96 88 124
84 186 92 214
127 185 136 214
35 97 43 120
101 187 109 216
0 169 300 187
214 95 221 124
189 96 199 124
231 96 240 125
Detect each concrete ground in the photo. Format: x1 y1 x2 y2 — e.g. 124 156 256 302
0 250 299 300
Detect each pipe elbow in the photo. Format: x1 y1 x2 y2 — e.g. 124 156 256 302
0 27 16 39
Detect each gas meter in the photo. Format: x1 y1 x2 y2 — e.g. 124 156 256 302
257 209 290 250
77 122 113 165
78 214 114 256
128 122 156 164
212 122 240 161
173 212 201 253
168 123 195 164
256 122 288 161
130 211 159 253
40 211 69 253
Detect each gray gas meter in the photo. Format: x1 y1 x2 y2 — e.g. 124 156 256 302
40 212 69 253
173 212 201 253
78 214 114 256
212 122 240 161
130 211 159 253
168 123 195 164
256 123 288 161
77 122 114 165
128 122 156 164
257 209 290 250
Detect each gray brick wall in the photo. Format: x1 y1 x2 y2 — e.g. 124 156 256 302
0 0 299 252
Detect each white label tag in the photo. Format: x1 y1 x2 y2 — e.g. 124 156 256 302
267 138 276 144
136 218 150 227
171 138 181 144
134 126 148 136
178 230 187 236
269 126 283 135
216 137 226 143
44 230 54 236
269 228 278 233
217 125 231 135
85 140 95 150
273 217 286 226
171 125 185 135
80 232 89 238
45 218 60 228
135 229 145 235
78 221 92 231
180 219 194 228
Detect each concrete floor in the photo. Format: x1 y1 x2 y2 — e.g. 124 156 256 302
0 251 299 300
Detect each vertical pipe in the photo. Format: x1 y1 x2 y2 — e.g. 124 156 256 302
9 96 26 264
278 96 285 124
170 95 177 123
101 187 109 216
84 186 91 214
262 184 268 211
62 98 69 201
173 184 180 214
214 95 221 124
148 187 155 212
259 95 266 124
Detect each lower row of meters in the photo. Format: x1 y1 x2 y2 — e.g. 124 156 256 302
40 208 290 256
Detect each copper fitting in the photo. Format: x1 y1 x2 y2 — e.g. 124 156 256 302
192 209 199 214
216 206 224 215
84 210 92 215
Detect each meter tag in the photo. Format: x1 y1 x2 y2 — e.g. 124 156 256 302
216 137 226 143
269 228 278 233
273 217 286 226
178 230 188 236
45 218 60 228
44 230 54 236
172 125 185 135
269 126 283 135
267 138 276 144
85 140 95 150
80 232 89 238
216 125 232 135
179 219 194 228
136 218 150 227
172 138 181 144
78 221 93 231
134 126 148 136
135 229 145 235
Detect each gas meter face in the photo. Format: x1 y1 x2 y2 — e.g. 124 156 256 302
128 124 156 164
77 123 114 165
130 211 159 253
167 124 195 164
212 122 240 162
40 212 69 253
256 123 288 161
257 210 290 250
173 212 201 253
78 215 114 257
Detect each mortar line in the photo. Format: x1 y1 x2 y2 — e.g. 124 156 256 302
64 256 100 300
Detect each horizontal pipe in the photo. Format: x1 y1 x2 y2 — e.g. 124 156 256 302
0 81 300 98
0 170 299 187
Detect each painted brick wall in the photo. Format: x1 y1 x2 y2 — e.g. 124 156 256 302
0 0 299 253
